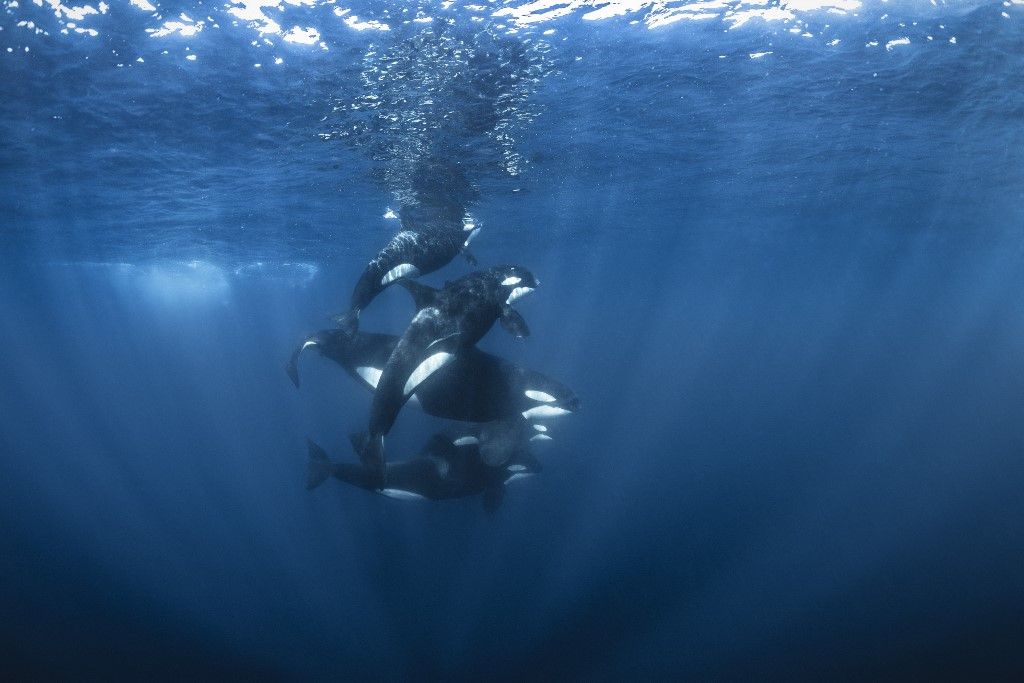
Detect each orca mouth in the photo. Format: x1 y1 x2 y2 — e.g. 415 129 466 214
506 286 534 305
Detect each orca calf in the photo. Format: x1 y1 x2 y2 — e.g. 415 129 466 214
360 266 539 482
334 202 481 335
305 434 541 512
286 329 580 425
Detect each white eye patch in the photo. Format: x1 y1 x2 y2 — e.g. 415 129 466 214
530 434 553 442
525 389 556 403
453 436 479 446
501 276 521 286
533 424 547 432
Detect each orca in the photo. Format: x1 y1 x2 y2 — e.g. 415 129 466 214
354 266 539 483
286 329 580 425
334 202 480 335
305 434 541 512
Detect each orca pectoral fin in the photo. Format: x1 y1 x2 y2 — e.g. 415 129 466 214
396 280 439 310
463 248 478 266
500 306 530 338
483 484 505 514
306 439 334 490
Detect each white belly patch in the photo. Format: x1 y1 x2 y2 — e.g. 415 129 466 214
404 352 454 396
381 263 420 286
355 366 383 389
505 286 534 306
380 488 428 501
522 405 572 420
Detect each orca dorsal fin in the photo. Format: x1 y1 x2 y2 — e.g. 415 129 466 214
397 280 438 309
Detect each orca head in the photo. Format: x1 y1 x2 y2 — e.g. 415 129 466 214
521 377 581 417
494 265 539 306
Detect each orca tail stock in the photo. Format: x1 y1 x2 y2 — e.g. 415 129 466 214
350 432 385 489
332 308 360 337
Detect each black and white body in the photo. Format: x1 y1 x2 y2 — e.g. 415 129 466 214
305 434 541 512
335 203 481 335
361 266 539 483
286 329 580 424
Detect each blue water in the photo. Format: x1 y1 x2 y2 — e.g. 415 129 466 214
2 0 1024 678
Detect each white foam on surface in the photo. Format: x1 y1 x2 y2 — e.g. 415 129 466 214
0 0 1000 53
283 25 319 44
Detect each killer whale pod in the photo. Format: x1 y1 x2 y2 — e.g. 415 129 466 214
296 218 576 500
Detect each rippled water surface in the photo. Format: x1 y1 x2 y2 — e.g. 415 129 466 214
2 0 1023 678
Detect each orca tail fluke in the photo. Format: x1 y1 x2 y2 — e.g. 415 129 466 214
306 439 333 490
332 309 360 337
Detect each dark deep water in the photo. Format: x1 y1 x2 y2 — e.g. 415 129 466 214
2 0 1024 679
